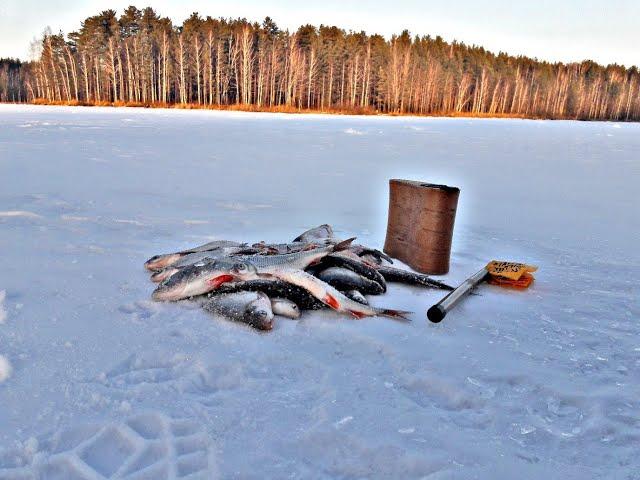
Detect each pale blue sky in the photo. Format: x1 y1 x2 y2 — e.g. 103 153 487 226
1 0 638 67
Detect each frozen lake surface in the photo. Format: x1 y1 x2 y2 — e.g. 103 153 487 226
0 105 639 479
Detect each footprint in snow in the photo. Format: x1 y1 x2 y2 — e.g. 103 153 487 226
0 412 218 479
118 301 163 321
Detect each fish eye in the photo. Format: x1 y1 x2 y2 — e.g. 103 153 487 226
233 263 246 271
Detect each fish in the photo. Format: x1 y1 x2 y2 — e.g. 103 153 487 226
292 224 336 243
150 269 175 283
149 245 257 283
293 225 391 264
270 298 301 319
344 290 368 305
316 267 385 295
262 269 410 320
152 259 258 301
377 266 454 291
171 247 252 268
312 252 387 292
150 238 353 302
251 240 331 255
349 245 394 265
144 240 244 271
215 280 325 310
203 291 273 330
236 238 355 272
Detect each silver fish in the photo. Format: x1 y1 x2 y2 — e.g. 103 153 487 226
262 268 410 320
149 245 255 283
144 240 243 271
344 290 368 305
292 224 336 243
152 259 258 301
270 298 301 319
292 225 390 265
377 266 454 291
316 267 385 295
236 238 354 272
251 240 331 255
203 291 273 330
152 238 353 287
313 252 387 292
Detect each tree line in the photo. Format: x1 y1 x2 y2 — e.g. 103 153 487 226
4 6 640 120
0 59 27 102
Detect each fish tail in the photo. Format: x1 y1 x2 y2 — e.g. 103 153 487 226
416 278 454 291
377 250 394 264
430 280 455 291
378 309 412 321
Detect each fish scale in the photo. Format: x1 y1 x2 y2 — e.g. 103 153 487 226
238 247 331 270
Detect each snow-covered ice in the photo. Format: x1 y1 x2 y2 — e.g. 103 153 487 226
0 105 639 479
0 291 6 324
0 355 11 383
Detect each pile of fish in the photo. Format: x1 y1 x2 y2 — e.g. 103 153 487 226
144 225 453 330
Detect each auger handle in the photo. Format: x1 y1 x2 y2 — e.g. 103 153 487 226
427 267 488 323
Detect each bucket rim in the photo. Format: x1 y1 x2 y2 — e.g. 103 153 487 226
389 179 460 194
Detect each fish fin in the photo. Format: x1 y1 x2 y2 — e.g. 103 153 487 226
257 272 276 279
237 247 262 255
379 309 412 321
207 274 234 289
332 237 356 252
358 248 394 264
426 281 455 291
323 293 340 310
348 310 367 319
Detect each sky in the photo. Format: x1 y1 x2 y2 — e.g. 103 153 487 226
0 0 638 68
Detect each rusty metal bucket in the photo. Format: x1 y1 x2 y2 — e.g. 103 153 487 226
383 180 460 275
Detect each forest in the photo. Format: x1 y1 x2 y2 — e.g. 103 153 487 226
2 6 639 121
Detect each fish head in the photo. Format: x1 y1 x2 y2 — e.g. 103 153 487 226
152 261 238 301
245 292 274 330
293 224 335 243
283 302 301 319
225 260 259 280
144 253 183 271
288 302 300 313
272 299 301 319
150 267 179 283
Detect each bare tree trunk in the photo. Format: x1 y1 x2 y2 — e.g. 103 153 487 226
108 38 118 102
194 35 202 104
178 34 187 104
307 47 316 108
